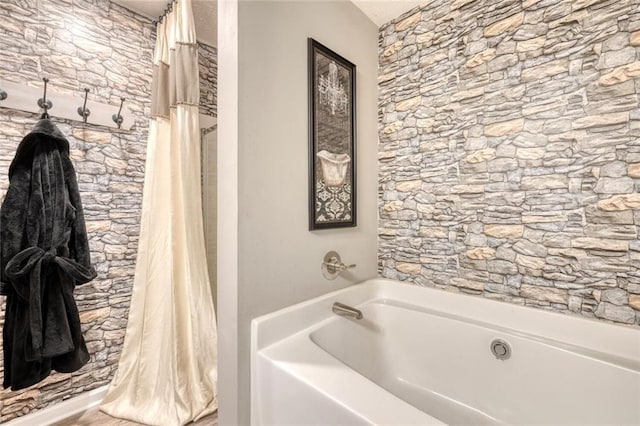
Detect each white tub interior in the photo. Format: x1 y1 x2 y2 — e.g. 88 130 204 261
311 300 640 425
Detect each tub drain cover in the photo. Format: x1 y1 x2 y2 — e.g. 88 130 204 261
490 339 511 360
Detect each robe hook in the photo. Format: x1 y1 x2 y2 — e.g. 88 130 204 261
37 78 53 119
112 97 125 129
0 88 7 101
77 88 91 123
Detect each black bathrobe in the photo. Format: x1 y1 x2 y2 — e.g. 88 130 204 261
0 119 96 390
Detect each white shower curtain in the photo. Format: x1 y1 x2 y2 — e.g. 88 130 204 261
100 1 218 424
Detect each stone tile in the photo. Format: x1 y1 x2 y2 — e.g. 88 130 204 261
484 118 524 136
598 61 640 86
465 148 496 163
572 238 629 251
597 47 636 69
520 284 568 304
396 11 422 32
466 49 496 67
597 194 640 211
396 96 422 111
484 224 524 238
601 288 629 305
594 302 635 323
520 175 567 190
466 247 496 259
521 58 568 82
484 12 524 37
517 36 546 52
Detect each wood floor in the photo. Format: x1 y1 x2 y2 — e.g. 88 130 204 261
54 408 218 425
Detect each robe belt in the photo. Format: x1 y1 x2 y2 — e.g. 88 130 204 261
4 246 95 357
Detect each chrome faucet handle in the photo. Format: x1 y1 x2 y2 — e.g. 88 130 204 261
322 251 356 280
339 263 356 271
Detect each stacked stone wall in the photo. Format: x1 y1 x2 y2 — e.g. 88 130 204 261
200 43 218 118
0 0 216 421
378 0 640 326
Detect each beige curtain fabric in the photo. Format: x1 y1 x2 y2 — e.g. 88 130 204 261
100 1 218 424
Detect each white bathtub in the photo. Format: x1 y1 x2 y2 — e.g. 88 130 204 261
251 279 640 425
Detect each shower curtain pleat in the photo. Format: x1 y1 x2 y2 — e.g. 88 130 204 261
100 1 218 424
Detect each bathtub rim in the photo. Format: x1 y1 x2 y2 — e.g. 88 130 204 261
313 298 640 372
252 278 640 362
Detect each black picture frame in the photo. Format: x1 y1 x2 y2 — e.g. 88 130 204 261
308 38 356 230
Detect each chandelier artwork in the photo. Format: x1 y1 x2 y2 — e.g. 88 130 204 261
308 38 356 230
318 61 348 116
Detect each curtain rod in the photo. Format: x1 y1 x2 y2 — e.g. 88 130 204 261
153 0 177 25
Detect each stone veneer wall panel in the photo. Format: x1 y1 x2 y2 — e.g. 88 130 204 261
199 43 218 118
378 0 640 326
0 0 216 421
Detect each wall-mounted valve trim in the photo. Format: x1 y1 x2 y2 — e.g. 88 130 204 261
321 251 355 280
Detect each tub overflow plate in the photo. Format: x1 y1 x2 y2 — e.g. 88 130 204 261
490 339 511 361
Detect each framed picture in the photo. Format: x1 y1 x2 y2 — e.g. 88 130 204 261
308 38 356 230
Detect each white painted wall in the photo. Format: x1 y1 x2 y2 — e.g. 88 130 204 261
218 1 379 424
202 128 218 310
217 0 239 423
